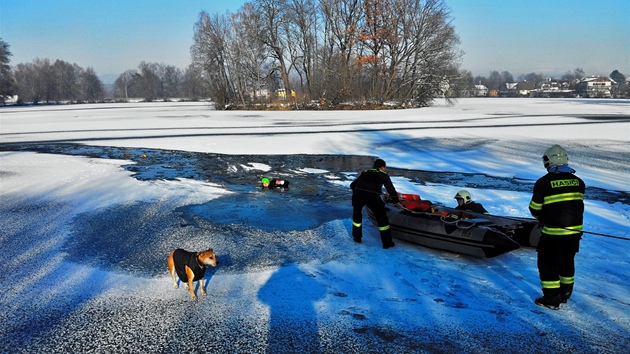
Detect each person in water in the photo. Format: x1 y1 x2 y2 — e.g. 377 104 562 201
261 177 290 190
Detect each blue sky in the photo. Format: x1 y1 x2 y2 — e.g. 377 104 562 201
1 0 628 82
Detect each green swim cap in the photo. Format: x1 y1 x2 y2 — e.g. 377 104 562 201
261 177 270 184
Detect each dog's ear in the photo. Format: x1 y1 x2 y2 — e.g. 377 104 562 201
207 248 214 252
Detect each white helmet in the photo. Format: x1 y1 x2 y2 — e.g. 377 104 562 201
543 144 568 169
454 190 472 204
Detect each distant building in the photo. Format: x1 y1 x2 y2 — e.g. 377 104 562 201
540 79 559 91
473 85 488 97
517 82 536 97
500 82 535 97
532 78 573 98
576 77 616 98
1 95 18 105
499 82 518 97
277 89 296 100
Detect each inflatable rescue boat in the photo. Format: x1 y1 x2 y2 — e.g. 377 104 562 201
367 194 540 258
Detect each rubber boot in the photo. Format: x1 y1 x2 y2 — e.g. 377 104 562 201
380 228 395 249
352 225 362 243
535 288 561 310
560 283 574 304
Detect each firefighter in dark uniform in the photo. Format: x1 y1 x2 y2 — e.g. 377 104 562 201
350 159 399 249
529 144 585 310
454 190 489 215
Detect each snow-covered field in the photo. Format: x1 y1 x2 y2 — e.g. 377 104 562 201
1 98 629 353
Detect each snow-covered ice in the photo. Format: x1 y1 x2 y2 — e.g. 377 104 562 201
0 98 629 353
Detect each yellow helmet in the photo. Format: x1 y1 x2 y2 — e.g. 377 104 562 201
542 145 568 169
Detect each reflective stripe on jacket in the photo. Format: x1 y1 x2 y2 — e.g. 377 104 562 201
529 170 585 236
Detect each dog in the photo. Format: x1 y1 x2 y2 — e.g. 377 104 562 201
167 248 218 300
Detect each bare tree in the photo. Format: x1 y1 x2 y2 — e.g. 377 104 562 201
12 58 103 104
13 58 55 103
190 0 461 107
355 0 394 100
486 71 502 91
13 62 38 103
501 71 514 84
561 68 585 89
192 11 235 109
39 58 56 103
389 0 461 105
320 0 363 103
114 70 137 99
53 60 80 101
136 61 161 101
284 0 320 100
255 0 295 103
180 63 208 100
226 5 269 105
162 65 183 100
450 69 474 97
80 67 105 102
518 72 544 87
113 64 178 101
237 4 270 103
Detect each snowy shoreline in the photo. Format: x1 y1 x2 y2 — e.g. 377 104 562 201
1 98 629 353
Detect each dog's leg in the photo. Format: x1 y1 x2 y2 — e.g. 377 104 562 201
167 251 178 289
185 266 197 300
170 269 179 289
188 279 195 299
199 278 207 296
171 272 178 289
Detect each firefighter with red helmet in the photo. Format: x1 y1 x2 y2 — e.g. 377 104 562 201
529 144 585 310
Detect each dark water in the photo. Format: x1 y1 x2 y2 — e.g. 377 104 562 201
5 143 625 203
3 143 628 277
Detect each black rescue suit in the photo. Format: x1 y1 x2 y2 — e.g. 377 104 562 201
350 168 399 247
455 201 489 215
265 179 290 189
529 165 585 304
172 249 207 282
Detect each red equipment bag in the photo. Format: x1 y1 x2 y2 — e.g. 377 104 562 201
400 199 433 212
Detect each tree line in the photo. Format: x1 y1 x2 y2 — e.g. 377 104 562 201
191 0 461 109
1 0 628 107
464 68 628 98
0 39 206 105
0 41 106 105
468 68 626 92
10 58 105 104
112 62 206 101
1 0 462 108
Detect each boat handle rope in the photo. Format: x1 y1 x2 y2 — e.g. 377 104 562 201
439 216 477 229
